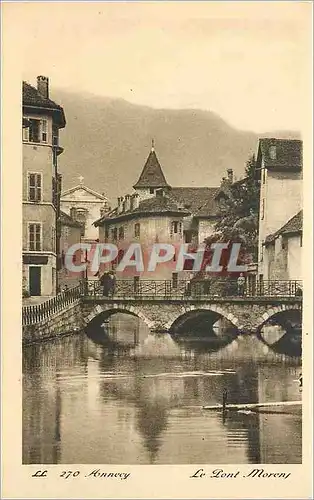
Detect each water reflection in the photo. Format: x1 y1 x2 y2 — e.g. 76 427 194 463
23 328 301 465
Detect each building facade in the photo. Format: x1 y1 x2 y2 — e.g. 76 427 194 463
61 179 110 242
58 210 84 289
256 138 303 278
22 76 66 296
94 144 223 280
263 211 302 281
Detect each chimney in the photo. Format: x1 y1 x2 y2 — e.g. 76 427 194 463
132 193 140 210
124 194 131 212
70 207 77 220
37 75 49 99
227 169 233 184
117 196 124 214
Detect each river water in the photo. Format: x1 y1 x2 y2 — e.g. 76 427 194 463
23 316 302 465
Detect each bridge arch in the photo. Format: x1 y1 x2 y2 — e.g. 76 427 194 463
83 303 155 330
254 303 302 331
165 304 241 332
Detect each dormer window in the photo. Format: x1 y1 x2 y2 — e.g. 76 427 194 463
269 145 277 160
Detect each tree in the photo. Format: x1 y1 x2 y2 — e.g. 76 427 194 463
190 155 260 292
210 154 260 261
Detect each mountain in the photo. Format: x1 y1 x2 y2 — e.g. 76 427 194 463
52 89 300 206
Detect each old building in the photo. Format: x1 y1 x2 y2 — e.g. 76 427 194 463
61 177 110 242
58 210 84 289
256 138 303 278
263 210 302 281
22 76 66 296
94 144 222 279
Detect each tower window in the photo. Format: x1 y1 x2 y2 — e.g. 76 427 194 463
134 223 140 237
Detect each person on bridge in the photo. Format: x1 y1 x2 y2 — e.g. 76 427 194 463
109 271 116 297
100 272 111 297
237 273 246 296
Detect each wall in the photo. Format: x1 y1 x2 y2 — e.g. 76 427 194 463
23 116 57 296
287 235 302 281
23 143 53 202
135 188 160 202
61 189 106 240
258 166 302 275
59 224 84 288
263 234 302 281
23 301 83 345
100 214 186 279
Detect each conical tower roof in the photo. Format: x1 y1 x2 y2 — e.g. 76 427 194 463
133 142 170 189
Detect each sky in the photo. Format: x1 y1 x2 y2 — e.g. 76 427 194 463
4 1 312 134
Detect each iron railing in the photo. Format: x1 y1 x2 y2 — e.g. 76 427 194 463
22 283 83 326
22 279 302 326
84 278 303 300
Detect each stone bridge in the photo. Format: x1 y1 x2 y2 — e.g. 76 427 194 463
22 280 302 345
81 296 302 334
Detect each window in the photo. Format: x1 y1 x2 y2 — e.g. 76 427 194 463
29 119 41 143
171 221 182 235
28 173 42 202
261 199 265 220
134 223 140 237
156 189 164 197
269 145 277 160
28 223 41 251
149 188 155 194
41 120 47 142
300 233 303 247
262 168 266 184
105 227 109 240
118 226 124 240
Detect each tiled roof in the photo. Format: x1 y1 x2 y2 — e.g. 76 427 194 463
133 149 170 188
94 194 189 225
170 187 219 216
23 81 66 126
257 138 302 170
60 210 84 229
265 210 303 244
135 195 187 214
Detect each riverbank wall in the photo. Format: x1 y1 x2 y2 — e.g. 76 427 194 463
22 300 84 345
